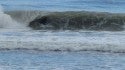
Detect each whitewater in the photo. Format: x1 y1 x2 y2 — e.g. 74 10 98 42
1 0 125 70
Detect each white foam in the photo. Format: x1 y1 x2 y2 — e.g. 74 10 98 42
0 5 29 29
0 30 124 53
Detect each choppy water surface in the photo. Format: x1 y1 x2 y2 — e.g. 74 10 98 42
0 50 125 70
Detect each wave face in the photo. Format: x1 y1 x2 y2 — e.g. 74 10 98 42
29 12 125 31
5 11 125 31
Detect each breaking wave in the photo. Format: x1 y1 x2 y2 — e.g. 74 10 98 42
0 6 28 29
5 11 50 26
1 8 125 53
5 11 125 31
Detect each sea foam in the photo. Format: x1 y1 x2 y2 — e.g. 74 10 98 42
0 30 124 53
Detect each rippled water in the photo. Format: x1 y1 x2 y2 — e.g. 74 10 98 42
0 0 125 13
0 51 125 70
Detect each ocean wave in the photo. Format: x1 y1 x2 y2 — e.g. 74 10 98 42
29 12 125 31
5 11 125 31
1 10 125 53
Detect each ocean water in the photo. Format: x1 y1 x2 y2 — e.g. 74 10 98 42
0 51 125 70
0 0 125 13
0 0 125 70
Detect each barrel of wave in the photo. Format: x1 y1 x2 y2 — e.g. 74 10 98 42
29 11 125 31
0 5 28 30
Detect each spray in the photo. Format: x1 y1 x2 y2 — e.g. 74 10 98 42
0 5 29 29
